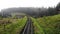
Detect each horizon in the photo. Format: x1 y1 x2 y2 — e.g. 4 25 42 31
0 0 60 11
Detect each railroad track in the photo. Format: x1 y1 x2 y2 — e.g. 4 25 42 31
20 17 34 34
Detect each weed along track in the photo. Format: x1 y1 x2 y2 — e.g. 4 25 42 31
20 17 34 34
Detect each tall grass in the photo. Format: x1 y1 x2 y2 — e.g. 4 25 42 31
31 17 45 34
31 14 60 34
0 16 27 34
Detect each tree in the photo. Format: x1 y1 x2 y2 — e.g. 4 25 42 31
56 2 60 11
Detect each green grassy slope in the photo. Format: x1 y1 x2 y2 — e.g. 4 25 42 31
31 14 60 34
0 16 27 34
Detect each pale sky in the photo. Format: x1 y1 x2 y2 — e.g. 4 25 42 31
0 0 60 11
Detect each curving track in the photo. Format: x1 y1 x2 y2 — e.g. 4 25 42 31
20 17 34 34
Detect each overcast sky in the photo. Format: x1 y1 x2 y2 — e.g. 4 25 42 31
0 0 60 11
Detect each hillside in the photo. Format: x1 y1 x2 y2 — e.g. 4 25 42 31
32 14 60 34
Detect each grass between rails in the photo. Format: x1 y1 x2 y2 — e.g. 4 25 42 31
31 14 60 34
0 16 27 34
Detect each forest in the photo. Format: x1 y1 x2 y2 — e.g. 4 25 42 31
0 2 60 18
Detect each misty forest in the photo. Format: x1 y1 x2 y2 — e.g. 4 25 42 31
0 2 60 34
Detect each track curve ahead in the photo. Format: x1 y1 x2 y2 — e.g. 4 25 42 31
20 17 34 34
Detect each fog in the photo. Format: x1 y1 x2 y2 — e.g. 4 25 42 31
0 0 60 18
0 0 60 11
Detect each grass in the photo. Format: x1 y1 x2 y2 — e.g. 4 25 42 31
31 17 45 34
0 16 27 34
31 14 60 34
0 14 60 34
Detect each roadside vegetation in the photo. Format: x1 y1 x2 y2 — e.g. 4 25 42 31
31 14 60 34
0 16 27 34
